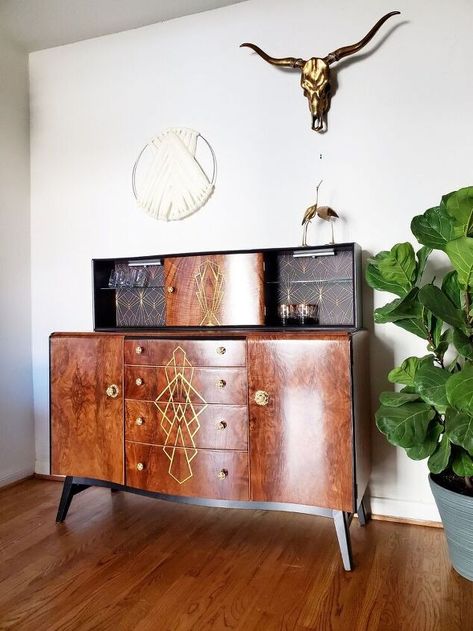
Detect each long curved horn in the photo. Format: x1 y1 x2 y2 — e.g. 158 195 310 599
323 11 400 65
240 43 305 69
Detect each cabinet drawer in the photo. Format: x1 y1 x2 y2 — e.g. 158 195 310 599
124 339 246 367
125 365 248 405
126 442 249 500
126 400 248 450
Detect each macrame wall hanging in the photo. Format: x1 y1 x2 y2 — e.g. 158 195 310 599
132 128 217 221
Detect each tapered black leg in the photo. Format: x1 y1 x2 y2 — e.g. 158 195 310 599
333 510 353 571
357 498 367 526
56 476 90 522
357 495 371 526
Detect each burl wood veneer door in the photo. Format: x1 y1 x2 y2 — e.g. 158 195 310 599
50 335 124 483
164 254 265 326
248 335 354 512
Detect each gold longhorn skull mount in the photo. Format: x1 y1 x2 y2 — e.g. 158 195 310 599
241 11 400 132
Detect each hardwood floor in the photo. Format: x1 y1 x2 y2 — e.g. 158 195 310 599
0 480 470 631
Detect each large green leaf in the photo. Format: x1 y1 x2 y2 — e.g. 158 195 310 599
365 252 408 297
379 391 420 407
452 450 473 476
452 328 473 360
442 271 461 309
377 243 416 293
445 407 473 454
374 288 422 324
443 187 473 236
430 315 445 350
406 423 442 460
394 317 429 340
374 288 429 339
427 434 452 473
415 246 432 284
411 205 463 251
375 402 436 448
388 355 434 387
446 363 473 413
445 237 473 288
418 284 466 330
374 296 411 324
414 362 450 413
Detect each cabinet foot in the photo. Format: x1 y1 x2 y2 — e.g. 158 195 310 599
56 476 90 522
357 497 370 526
333 510 353 571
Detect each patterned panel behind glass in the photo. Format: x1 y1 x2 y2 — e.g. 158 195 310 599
276 250 354 326
115 263 166 327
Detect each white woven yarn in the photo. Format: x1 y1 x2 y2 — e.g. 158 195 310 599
133 128 216 221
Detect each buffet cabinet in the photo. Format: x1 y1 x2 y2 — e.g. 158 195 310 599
50 244 370 571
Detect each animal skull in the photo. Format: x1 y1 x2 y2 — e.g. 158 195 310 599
241 11 400 132
300 58 331 132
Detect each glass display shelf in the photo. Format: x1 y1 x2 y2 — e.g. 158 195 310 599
100 285 164 290
265 278 352 284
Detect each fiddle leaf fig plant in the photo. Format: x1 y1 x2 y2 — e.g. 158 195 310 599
367 186 473 488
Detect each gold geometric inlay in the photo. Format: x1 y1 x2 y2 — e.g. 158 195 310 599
154 347 207 484
195 260 224 326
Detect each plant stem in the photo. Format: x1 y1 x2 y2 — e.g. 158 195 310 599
427 330 445 368
465 476 473 490
464 290 473 327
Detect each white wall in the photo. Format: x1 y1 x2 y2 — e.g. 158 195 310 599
0 31 34 485
30 0 473 520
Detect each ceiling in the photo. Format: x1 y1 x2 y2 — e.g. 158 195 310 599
0 0 247 52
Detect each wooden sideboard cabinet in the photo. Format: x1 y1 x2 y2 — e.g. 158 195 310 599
51 244 370 571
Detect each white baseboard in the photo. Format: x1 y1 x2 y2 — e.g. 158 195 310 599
0 466 34 488
370 495 441 523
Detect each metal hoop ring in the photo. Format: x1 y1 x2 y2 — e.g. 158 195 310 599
131 129 217 201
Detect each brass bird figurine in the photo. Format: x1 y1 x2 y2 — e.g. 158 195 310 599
302 181 339 246
317 205 339 244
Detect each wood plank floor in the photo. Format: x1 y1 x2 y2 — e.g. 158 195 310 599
0 480 471 631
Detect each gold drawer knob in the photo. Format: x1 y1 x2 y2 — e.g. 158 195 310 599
136 462 145 471
135 377 143 386
216 379 226 389
167 286 175 293
216 421 227 430
135 346 143 355
254 390 269 406
217 469 228 480
106 384 119 398
135 417 144 426
216 346 226 355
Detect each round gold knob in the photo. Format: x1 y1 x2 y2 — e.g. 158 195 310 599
217 469 228 480
135 377 143 386
136 462 144 471
216 379 226 389
106 384 119 398
167 286 175 293
216 346 226 355
216 421 227 430
254 390 269 406
135 417 144 426
135 346 143 355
